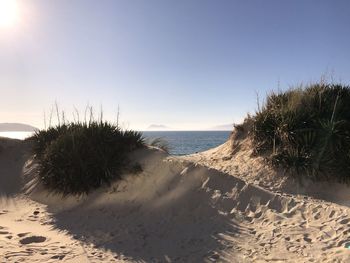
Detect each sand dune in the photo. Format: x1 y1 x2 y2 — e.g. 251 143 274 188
1 137 350 262
0 138 32 195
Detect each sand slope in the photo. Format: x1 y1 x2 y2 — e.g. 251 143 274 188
1 138 350 262
0 138 32 195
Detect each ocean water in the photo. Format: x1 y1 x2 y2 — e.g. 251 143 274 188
0 131 34 140
142 131 231 155
0 130 231 156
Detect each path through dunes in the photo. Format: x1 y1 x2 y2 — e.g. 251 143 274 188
1 138 350 262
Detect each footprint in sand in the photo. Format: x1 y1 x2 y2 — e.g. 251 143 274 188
0 231 10 235
51 255 66 260
303 235 312 243
313 211 321 220
329 210 336 218
19 236 47 245
339 218 350 225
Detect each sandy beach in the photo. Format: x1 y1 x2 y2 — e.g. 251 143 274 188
1 133 350 263
1 0 349 262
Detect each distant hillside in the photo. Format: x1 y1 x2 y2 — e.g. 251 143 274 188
147 124 171 130
0 123 37 132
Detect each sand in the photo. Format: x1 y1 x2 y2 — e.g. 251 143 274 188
1 135 350 262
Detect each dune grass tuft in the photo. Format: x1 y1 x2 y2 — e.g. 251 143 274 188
146 137 170 153
250 83 350 182
28 120 145 195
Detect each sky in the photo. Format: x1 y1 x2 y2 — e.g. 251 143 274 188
0 0 350 130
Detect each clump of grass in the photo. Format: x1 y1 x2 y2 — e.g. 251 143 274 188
251 83 350 182
146 137 170 153
28 107 145 195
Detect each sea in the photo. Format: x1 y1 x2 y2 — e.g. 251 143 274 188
0 131 231 156
142 131 231 155
0 131 34 140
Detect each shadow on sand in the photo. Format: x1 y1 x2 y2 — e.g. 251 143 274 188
0 138 32 196
46 163 247 262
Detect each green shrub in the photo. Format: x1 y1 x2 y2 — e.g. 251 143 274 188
251 83 350 182
29 122 145 194
27 124 70 159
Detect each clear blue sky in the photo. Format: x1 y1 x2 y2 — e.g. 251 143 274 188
1 0 349 130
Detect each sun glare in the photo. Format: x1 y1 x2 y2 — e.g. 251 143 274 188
0 0 19 28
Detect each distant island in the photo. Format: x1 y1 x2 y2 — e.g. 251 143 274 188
0 123 37 132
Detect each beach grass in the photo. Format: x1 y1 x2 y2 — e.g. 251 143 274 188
146 137 170 153
249 83 350 182
28 119 145 195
